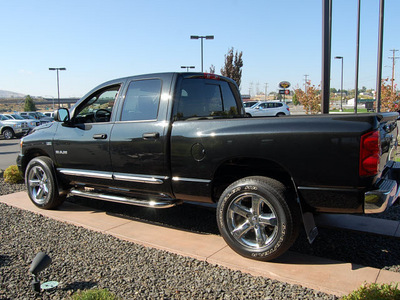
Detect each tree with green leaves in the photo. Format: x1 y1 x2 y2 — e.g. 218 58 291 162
220 47 243 88
292 92 300 106
24 95 36 111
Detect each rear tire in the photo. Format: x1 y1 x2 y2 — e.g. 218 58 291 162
216 176 299 261
25 156 65 209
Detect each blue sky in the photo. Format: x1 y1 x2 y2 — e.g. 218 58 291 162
0 0 399 98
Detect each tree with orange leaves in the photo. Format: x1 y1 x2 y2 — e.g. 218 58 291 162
294 81 321 114
379 78 399 112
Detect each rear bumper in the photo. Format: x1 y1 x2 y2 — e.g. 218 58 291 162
364 161 400 213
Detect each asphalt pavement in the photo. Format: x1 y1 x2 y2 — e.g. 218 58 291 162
0 138 21 171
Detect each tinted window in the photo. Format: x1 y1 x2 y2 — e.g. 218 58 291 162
175 79 239 120
121 79 161 121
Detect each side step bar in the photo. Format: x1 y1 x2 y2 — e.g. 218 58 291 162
69 189 179 209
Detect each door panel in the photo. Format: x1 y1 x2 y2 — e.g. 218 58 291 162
109 78 171 196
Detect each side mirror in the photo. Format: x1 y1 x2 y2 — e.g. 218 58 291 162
54 108 70 123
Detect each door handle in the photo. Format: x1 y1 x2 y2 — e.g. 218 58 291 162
142 132 160 139
93 133 107 139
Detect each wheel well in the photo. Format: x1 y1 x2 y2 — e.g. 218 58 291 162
21 149 49 175
1 126 14 134
212 158 294 202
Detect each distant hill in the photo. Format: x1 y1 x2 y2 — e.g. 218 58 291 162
0 90 26 98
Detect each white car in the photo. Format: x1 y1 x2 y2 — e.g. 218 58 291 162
3 113 40 131
0 114 30 139
245 101 290 117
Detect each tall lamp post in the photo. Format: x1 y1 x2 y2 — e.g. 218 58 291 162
190 35 214 72
334 56 344 111
181 66 195 72
49 67 66 108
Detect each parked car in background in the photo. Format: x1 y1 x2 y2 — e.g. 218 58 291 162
3 114 40 131
0 114 29 139
245 101 290 117
19 111 54 124
43 111 55 118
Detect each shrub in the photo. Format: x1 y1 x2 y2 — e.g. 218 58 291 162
342 283 400 300
71 288 119 300
3 165 24 184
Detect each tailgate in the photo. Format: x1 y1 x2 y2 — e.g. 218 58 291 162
378 112 398 172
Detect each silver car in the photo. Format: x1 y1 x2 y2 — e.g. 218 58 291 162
4 114 40 131
0 114 29 139
245 101 290 117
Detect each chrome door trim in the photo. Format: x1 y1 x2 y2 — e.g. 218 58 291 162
113 173 166 185
58 168 113 180
58 168 167 185
172 176 211 183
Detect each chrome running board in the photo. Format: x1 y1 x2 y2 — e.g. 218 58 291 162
69 189 178 209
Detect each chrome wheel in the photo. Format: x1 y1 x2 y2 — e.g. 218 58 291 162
27 165 50 205
217 176 299 261
25 156 65 209
3 128 14 139
226 192 278 249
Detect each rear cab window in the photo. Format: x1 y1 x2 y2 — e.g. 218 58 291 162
173 76 242 121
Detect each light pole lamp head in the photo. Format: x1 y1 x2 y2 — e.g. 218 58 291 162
29 252 52 276
190 35 199 39
29 252 52 293
334 56 343 60
205 35 214 40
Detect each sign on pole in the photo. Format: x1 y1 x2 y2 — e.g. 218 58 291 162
279 81 291 89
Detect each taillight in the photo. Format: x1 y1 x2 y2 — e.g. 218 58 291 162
359 130 380 176
202 73 220 80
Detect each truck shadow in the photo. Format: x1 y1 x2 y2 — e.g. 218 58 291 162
66 196 400 271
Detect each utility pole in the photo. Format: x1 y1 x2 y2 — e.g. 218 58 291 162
389 49 399 92
375 0 384 113
304 74 309 92
264 83 268 100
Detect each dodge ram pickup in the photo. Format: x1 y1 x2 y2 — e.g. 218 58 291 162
17 72 400 261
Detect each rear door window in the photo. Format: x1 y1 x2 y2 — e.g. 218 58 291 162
175 78 240 120
120 79 162 121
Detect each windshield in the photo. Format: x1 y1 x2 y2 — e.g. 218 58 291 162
0 115 11 120
11 114 24 120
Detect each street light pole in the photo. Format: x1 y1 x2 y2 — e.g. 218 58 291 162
49 67 66 108
181 66 195 72
190 35 214 72
335 56 343 112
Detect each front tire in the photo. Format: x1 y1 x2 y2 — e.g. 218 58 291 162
3 128 15 139
216 176 299 261
25 156 65 209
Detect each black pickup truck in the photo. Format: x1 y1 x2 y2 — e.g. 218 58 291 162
17 72 400 261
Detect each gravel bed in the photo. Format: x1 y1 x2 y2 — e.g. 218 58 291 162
0 181 337 299
2 176 400 298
